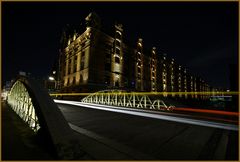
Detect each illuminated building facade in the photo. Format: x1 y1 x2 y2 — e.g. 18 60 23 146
57 12 210 99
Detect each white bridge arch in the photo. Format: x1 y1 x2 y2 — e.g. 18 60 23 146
81 90 175 111
6 76 84 159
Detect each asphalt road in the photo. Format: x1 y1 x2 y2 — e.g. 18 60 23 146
56 102 238 160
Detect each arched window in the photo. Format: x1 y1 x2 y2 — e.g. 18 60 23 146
116 32 121 39
80 75 83 83
115 80 119 87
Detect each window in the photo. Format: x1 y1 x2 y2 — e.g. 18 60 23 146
116 40 121 47
73 56 77 73
81 55 85 70
115 80 119 87
81 42 85 48
66 78 69 86
137 67 141 73
68 59 72 74
137 54 141 59
74 46 78 53
82 51 85 57
116 48 120 55
80 75 83 83
72 77 76 85
68 67 71 74
163 84 166 90
116 32 121 39
115 57 120 64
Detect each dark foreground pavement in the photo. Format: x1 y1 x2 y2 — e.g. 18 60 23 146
1 101 54 160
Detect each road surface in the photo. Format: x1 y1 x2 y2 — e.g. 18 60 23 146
55 100 238 160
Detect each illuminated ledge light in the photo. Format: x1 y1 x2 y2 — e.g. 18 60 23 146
49 91 240 96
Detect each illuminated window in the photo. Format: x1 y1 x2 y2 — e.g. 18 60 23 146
66 78 69 86
80 54 85 70
163 84 166 90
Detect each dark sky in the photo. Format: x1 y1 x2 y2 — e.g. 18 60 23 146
2 2 238 89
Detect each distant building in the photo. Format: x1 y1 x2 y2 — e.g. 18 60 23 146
57 12 210 99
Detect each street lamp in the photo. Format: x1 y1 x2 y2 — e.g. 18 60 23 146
49 76 55 81
48 76 56 90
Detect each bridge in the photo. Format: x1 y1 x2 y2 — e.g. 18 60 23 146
3 76 239 160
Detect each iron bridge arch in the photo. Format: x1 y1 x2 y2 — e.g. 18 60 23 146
81 90 175 111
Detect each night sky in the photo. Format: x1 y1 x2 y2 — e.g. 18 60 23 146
2 2 238 89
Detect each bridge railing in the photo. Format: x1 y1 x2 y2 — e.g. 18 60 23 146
7 80 40 132
6 76 83 159
81 90 174 111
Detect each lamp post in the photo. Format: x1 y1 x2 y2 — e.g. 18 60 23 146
48 76 56 90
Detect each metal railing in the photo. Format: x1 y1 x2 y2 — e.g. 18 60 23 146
7 80 40 132
6 76 83 159
81 90 174 111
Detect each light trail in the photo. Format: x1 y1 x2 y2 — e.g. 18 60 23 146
54 99 238 131
174 107 239 117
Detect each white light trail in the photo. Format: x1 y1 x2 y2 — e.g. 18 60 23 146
54 99 238 131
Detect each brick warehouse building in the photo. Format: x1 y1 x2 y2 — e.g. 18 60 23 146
56 12 211 99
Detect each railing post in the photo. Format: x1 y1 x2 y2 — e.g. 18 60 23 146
123 93 126 107
133 93 135 108
115 93 117 106
144 96 147 108
101 93 103 104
